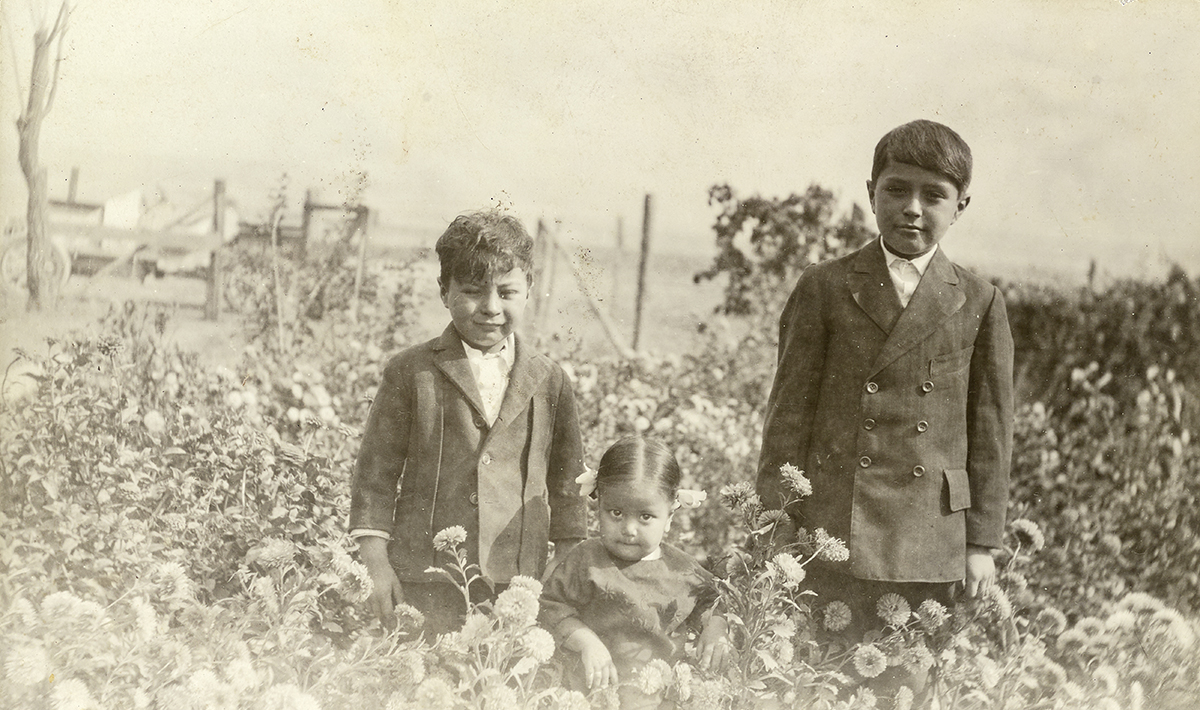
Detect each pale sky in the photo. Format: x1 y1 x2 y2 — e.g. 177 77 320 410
2 0 1198 281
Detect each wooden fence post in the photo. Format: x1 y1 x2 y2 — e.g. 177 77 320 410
632 194 652 351
204 179 225 321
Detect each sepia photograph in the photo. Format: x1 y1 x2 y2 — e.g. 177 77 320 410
1 1 1198 708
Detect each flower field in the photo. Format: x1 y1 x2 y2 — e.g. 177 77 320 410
2 236 1199 709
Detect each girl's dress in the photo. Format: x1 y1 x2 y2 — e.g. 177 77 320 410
539 538 716 708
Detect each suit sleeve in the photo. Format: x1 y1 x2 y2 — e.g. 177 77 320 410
964 284 1015 548
349 356 412 532
757 267 828 511
547 370 588 542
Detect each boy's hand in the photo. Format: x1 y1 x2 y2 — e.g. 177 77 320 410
696 616 731 671
358 537 405 628
964 544 996 598
566 628 619 689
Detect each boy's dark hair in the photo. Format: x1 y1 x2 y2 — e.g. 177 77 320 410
872 120 973 195
435 209 534 292
595 435 681 501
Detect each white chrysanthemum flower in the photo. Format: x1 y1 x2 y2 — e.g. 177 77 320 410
1009 519 1045 553
507 575 543 598
521 627 556 663
261 683 322 710
1034 607 1068 636
1150 608 1196 650
876 593 911 627
132 688 151 709
672 661 694 702
556 689 591 710
393 650 426 686
225 658 260 692
976 655 1001 689
413 677 458 710
493 587 539 629
892 685 915 710
153 561 196 607
780 463 813 497
1092 664 1121 695
188 668 234 707
40 591 85 623
256 538 298 570
10 597 38 627
432 526 468 552
1104 609 1138 632
634 659 672 695
770 637 795 665
902 644 935 676
50 678 98 710
853 686 877 708
459 613 493 646
250 576 279 615
824 601 853 632
129 597 158 642
482 683 518 710
769 553 807 588
162 513 187 533
1117 592 1164 615
853 644 888 679
917 599 949 633
755 509 789 530
814 530 850 562
5 644 49 687
336 560 374 605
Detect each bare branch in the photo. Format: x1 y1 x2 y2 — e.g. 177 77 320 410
43 1 70 115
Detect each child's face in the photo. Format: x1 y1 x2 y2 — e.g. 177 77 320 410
867 161 970 258
440 267 530 353
597 479 674 562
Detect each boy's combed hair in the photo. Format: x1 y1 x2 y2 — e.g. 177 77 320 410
595 435 682 500
872 119 973 195
436 209 534 290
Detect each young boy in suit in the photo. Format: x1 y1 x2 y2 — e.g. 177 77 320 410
350 209 588 633
757 120 1014 695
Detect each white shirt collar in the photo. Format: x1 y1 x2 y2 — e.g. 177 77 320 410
461 333 516 369
881 241 938 276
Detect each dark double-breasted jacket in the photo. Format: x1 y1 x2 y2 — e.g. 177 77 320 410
757 238 1014 582
350 325 588 583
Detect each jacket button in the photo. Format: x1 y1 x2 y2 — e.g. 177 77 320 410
469 492 479 505
863 418 876 430
912 465 925 477
859 456 872 468
481 453 492 466
921 381 934 393
865 382 879 394
916 420 929 433
473 415 486 429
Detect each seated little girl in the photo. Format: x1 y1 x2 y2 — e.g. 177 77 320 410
539 435 728 708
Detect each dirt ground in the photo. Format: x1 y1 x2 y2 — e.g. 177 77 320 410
1 248 726 402
0 272 246 385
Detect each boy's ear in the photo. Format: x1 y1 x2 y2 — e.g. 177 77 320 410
954 194 971 220
866 180 877 212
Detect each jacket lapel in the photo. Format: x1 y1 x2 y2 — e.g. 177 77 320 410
850 239 903 334
870 247 965 374
432 325 487 417
492 335 552 430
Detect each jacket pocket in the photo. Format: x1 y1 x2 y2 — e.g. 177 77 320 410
944 468 971 512
930 346 974 377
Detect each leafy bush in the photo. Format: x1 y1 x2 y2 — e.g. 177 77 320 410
695 183 873 316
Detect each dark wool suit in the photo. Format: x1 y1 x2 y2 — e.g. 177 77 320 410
350 325 588 584
758 238 1014 583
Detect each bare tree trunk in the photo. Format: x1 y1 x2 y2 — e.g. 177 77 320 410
15 5 70 312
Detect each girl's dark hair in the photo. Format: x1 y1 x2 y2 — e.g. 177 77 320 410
871 119 973 196
595 435 681 500
435 209 534 292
